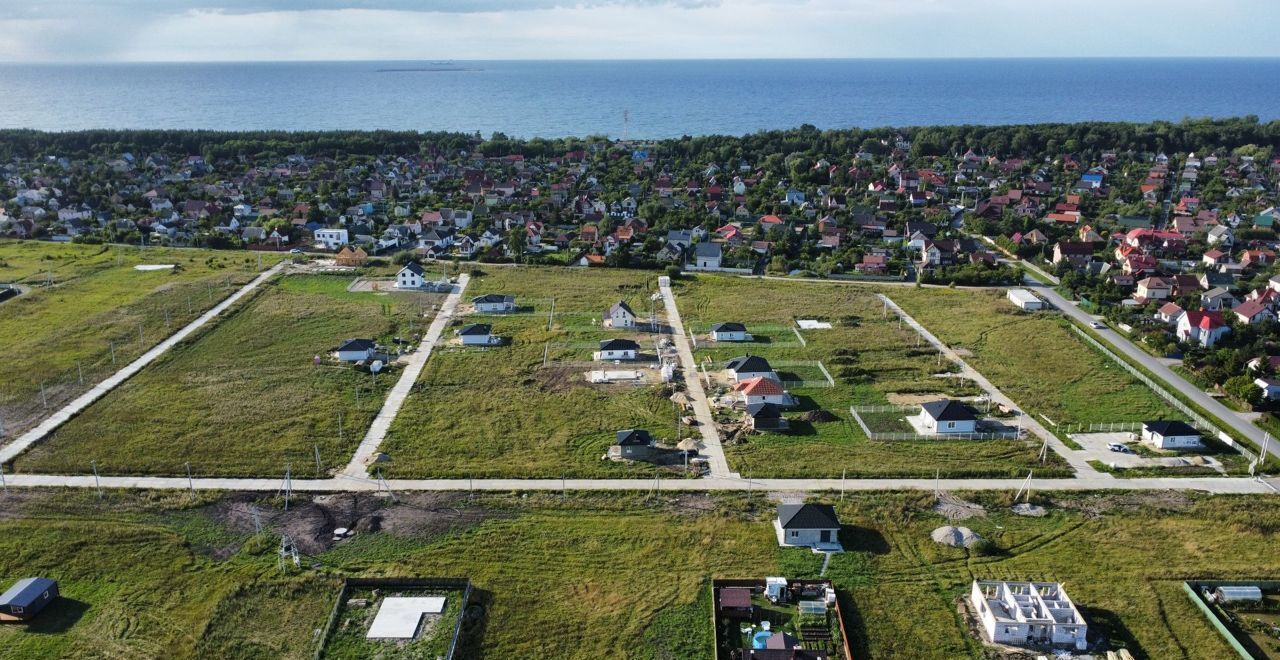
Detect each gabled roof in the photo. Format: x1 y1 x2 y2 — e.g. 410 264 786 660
1143 420 1199 437
615 429 653 446
399 261 425 275
607 300 636 318
734 377 786 396
472 293 514 304
337 338 376 352
599 338 640 351
456 323 492 336
0 578 55 608
726 355 773 373
746 402 783 419
920 399 976 422
694 241 722 257
711 322 747 333
776 503 840 530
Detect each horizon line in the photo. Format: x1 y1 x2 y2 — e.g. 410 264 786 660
4 55 1280 65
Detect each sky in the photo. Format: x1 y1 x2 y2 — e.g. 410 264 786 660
0 0 1274 62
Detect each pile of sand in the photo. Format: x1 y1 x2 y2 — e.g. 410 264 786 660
934 492 986 520
931 525 984 548
1011 503 1047 517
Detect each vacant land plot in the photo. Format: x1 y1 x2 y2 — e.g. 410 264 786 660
889 287 1172 427
0 240 280 436
11 274 432 477
379 266 685 478
0 489 1274 659
675 275 1064 478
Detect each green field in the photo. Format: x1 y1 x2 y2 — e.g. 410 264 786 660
0 488 1274 659
0 240 281 436
888 287 1173 426
11 274 430 477
379 266 684 478
675 275 1067 478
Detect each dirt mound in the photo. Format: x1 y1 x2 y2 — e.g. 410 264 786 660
530 365 588 393
1051 491 1193 519
1011 503 1046 517
800 409 839 423
934 492 986 520
201 492 507 556
931 525 984 548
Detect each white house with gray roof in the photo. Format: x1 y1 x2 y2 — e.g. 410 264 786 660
969 580 1087 650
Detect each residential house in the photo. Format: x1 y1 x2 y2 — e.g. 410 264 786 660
1177 311 1230 348
394 262 426 289
1234 298 1275 325
1256 378 1280 401
693 242 723 269
1135 276 1173 302
1207 225 1234 248
917 400 978 435
1155 302 1184 325
1051 241 1094 267
725 355 777 382
1140 421 1202 450
604 300 638 329
335 338 377 362
612 429 655 460
733 377 793 408
596 338 640 361
773 503 841 550
1201 287 1236 311
710 322 751 342
969 581 1087 651
314 228 349 250
456 323 501 346
472 294 516 313
746 402 788 431
334 246 368 267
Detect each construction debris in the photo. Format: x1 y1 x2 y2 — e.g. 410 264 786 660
934 492 986 520
1011 503 1046 517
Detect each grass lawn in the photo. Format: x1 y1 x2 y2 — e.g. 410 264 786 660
888 286 1173 426
11 274 430 477
0 489 1276 659
379 266 683 478
674 275 1067 478
0 240 281 436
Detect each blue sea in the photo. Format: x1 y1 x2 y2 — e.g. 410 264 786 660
1 59 1278 138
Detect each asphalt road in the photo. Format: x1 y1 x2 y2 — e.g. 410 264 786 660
1023 279 1280 466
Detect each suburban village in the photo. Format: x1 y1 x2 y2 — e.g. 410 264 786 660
1 122 1280 659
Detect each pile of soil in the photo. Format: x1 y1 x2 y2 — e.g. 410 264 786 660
1011 503 1047 517
931 525 984 548
934 492 987 521
800 409 839 423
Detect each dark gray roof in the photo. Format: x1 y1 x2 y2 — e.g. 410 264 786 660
607 300 636 318
726 355 772 373
337 338 376 352
400 261 425 275
0 578 56 607
473 294 514 304
746 402 782 419
777 503 840 530
920 399 976 422
694 242 722 257
616 429 653 446
1143 420 1199 437
599 338 639 351
711 322 747 333
456 323 492 336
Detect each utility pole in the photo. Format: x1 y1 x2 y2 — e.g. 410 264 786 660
110 341 116 364
186 462 194 495
40 381 47 409
314 444 323 475
77 362 84 386
92 460 102 500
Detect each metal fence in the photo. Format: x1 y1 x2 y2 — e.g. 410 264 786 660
1060 421 1144 434
1070 326 1258 462
848 405 1022 441
774 360 835 388
314 577 472 660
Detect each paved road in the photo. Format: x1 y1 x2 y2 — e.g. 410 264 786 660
878 294 1104 478
1024 280 1280 466
343 274 470 478
0 262 286 465
659 279 733 478
1 472 1273 493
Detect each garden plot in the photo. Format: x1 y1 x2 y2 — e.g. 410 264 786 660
10 274 431 477
377 266 691 478
0 240 281 437
674 275 1065 478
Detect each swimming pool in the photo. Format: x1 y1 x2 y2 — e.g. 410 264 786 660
751 630 772 649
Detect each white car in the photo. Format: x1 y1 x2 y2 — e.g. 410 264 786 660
1107 443 1133 454
1089 321 1106 330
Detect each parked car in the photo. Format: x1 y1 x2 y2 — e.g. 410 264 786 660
289 248 304 254
1107 443 1133 453
1089 321 1106 329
